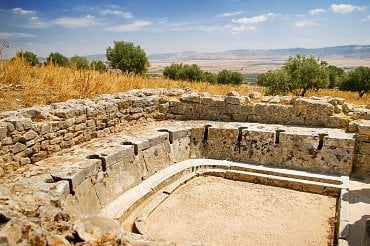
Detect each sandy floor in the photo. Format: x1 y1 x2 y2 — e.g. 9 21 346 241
145 176 336 246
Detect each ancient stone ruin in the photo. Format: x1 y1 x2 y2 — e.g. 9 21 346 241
0 88 369 245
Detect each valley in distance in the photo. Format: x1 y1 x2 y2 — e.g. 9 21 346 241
86 45 370 82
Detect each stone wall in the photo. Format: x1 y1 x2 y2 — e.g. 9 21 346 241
0 88 369 177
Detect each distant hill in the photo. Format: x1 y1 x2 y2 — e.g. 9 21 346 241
148 45 370 61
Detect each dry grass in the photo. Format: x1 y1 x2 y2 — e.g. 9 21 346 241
0 58 368 112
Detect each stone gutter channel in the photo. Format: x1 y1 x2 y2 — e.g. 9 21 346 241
0 119 361 245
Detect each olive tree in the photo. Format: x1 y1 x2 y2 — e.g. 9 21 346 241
340 66 370 97
259 54 329 96
70 55 89 69
90 60 107 72
106 41 149 74
15 50 39 66
47 52 69 66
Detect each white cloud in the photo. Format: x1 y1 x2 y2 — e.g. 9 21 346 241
309 8 325 15
52 15 101 28
29 16 38 21
100 9 133 19
231 25 256 34
106 20 152 32
232 12 277 24
219 11 243 17
12 7 35 15
294 19 320 27
361 15 370 22
330 4 365 14
0 32 36 39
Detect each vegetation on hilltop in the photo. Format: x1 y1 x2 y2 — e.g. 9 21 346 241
163 63 244 84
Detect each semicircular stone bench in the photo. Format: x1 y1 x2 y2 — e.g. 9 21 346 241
1 120 355 245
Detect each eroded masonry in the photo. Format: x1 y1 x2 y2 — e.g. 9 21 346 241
0 89 369 245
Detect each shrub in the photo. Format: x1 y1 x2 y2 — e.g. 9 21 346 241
70 55 89 70
217 70 244 85
47 52 69 67
340 66 370 97
15 50 39 66
90 60 107 72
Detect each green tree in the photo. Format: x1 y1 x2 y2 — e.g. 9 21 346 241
326 65 345 88
217 70 244 84
163 63 183 80
263 69 290 95
15 50 39 66
106 41 149 74
283 55 329 96
70 55 89 70
90 60 107 72
178 64 204 81
203 71 217 83
47 52 69 66
340 66 370 97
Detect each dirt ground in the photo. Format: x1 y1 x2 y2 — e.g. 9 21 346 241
144 176 337 246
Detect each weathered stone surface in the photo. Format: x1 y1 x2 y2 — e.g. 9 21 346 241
343 103 354 113
249 91 261 99
180 92 200 103
225 96 244 105
74 215 122 241
294 98 334 116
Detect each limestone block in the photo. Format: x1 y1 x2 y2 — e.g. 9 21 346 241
232 114 247 122
280 96 293 104
249 91 261 99
266 104 289 118
52 108 76 119
225 96 243 105
358 142 370 155
238 129 276 164
269 95 281 104
166 128 191 140
142 142 172 176
343 103 354 113
180 92 200 103
335 105 343 114
147 131 170 148
99 145 134 168
328 97 345 106
159 103 169 113
171 136 191 163
74 215 123 242
207 127 239 160
225 104 241 114
49 158 102 190
13 142 26 154
5 117 32 131
226 91 240 96
351 154 370 177
74 178 102 214
239 104 255 116
201 96 225 107
94 154 144 205
294 98 334 116
255 103 268 116
18 107 50 120
358 120 370 136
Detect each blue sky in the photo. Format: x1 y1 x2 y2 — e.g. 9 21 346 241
0 0 369 58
